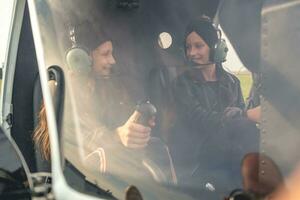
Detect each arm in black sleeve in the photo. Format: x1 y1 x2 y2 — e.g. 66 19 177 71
172 77 223 131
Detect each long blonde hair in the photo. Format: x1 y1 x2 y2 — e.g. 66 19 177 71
33 103 50 161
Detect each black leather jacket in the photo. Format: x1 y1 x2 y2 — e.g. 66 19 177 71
172 65 245 133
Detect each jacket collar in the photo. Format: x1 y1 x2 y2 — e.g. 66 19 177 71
187 64 234 86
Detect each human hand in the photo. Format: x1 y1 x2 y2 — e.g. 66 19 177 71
246 106 261 123
146 115 156 128
222 107 244 121
116 111 152 148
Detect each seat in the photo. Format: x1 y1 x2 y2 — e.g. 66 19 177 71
33 66 65 172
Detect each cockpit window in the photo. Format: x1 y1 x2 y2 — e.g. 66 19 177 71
30 0 300 199
158 32 173 49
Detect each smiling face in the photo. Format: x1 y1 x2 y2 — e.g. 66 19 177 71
91 41 116 76
185 31 211 65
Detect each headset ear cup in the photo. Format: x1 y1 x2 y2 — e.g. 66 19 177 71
213 39 228 63
65 47 92 74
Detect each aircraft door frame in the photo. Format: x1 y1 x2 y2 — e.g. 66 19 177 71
0 0 26 134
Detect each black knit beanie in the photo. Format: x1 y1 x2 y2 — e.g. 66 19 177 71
75 20 111 52
184 17 218 49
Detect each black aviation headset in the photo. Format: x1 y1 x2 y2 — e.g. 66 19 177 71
185 16 229 65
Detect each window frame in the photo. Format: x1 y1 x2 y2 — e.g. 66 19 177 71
0 0 26 133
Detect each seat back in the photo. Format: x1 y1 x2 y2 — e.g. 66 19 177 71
33 66 65 172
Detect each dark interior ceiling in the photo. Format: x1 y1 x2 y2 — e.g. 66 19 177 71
51 0 219 77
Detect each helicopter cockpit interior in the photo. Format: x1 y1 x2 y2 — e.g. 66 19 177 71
1 0 300 200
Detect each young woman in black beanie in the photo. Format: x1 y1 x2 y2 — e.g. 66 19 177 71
170 16 260 196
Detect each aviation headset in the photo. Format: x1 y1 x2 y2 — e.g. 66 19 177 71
65 25 93 74
184 16 228 64
65 22 113 75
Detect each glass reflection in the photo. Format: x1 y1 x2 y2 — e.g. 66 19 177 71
32 0 275 199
